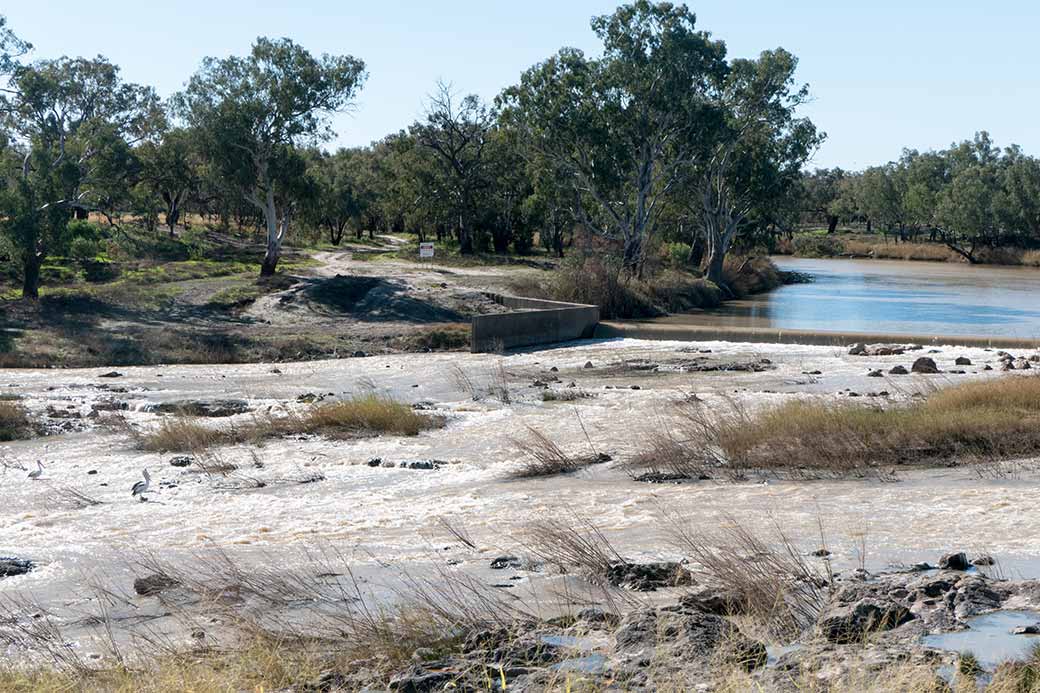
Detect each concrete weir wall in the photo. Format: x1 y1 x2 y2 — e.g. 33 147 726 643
594 321 1040 350
471 294 600 353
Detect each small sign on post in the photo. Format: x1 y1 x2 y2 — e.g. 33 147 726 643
419 242 435 260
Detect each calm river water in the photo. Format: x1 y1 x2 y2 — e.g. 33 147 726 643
658 257 1040 339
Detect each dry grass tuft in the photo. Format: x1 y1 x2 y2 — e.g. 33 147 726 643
639 376 1040 477
299 395 441 438
667 512 831 641
510 425 606 478
134 396 444 452
0 401 32 441
134 416 233 453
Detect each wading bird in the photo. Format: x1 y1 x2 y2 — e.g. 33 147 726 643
27 461 43 480
131 469 151 501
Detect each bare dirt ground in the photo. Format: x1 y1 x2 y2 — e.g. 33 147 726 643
0 236 545 366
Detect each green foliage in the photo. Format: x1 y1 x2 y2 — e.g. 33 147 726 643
793 234 845 257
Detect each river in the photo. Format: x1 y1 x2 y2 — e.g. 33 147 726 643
654 256 1040 339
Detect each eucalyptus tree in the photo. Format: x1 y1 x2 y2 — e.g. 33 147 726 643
0 55 159 298
999 148 1040 243
500 1 728 272
694 48 821 284
177 37 366 276
0 15 30 75
305 147 368 245
136 126 204 236
412 82 493 254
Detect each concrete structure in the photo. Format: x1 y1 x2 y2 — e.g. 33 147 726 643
471 294 600 353
595 321 1040 350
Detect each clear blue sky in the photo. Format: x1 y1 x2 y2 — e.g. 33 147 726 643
6 1 1039 170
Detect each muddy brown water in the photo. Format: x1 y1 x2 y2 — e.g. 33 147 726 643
653 257 1040 340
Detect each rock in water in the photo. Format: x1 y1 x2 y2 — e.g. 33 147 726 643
133 573 180 596
939 552 970 571
955 356 972 365
0 557 33 578
911 357 940 374
889 365 909 375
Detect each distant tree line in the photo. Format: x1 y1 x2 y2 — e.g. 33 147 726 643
796 132 1040 263
2 2 823 299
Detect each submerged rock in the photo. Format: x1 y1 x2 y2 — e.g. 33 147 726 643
889 365 909 375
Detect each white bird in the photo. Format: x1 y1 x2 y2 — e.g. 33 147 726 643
131 469 151 501
27 461 43 480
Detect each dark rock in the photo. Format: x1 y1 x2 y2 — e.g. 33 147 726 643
352 351 367 358
146 399 250 418
848 343 866 355
679 585 745 616
614 607 766 671
889 365 909 375
812 548 832 557
490 556 523 570
867 370 883 378
402 459 442 470
911 357 940 374
98 371 123 378
87 469 97 475
1012 624 1040 635
0 557 33 578
939 552 970 571
955 356 972 365
576 607 620 627
817 599 914 643
366 458 382 467
388 664 457 692
305 670 350 692
984 365 993 371
972 555 996 567
169 455 193 468
606 561 693 591
583 361 594 369
1013 358 1032 370
133 573 180 596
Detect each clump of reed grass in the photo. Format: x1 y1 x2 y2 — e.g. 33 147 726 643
133 395 445 452
510 425 606 478
0 401 33 441
635 376 1040 478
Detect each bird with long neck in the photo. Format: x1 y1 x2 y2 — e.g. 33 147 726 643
27 461 43 480
131 469 151 501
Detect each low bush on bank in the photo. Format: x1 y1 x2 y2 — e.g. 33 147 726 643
0 401 32 441
135 395 444 452
544 254 785 319
635 376 1040 478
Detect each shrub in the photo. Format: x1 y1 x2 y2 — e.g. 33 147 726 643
792 234 845 258
0 401 32 441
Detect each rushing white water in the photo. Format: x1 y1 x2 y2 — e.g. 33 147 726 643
2 337 1039 653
